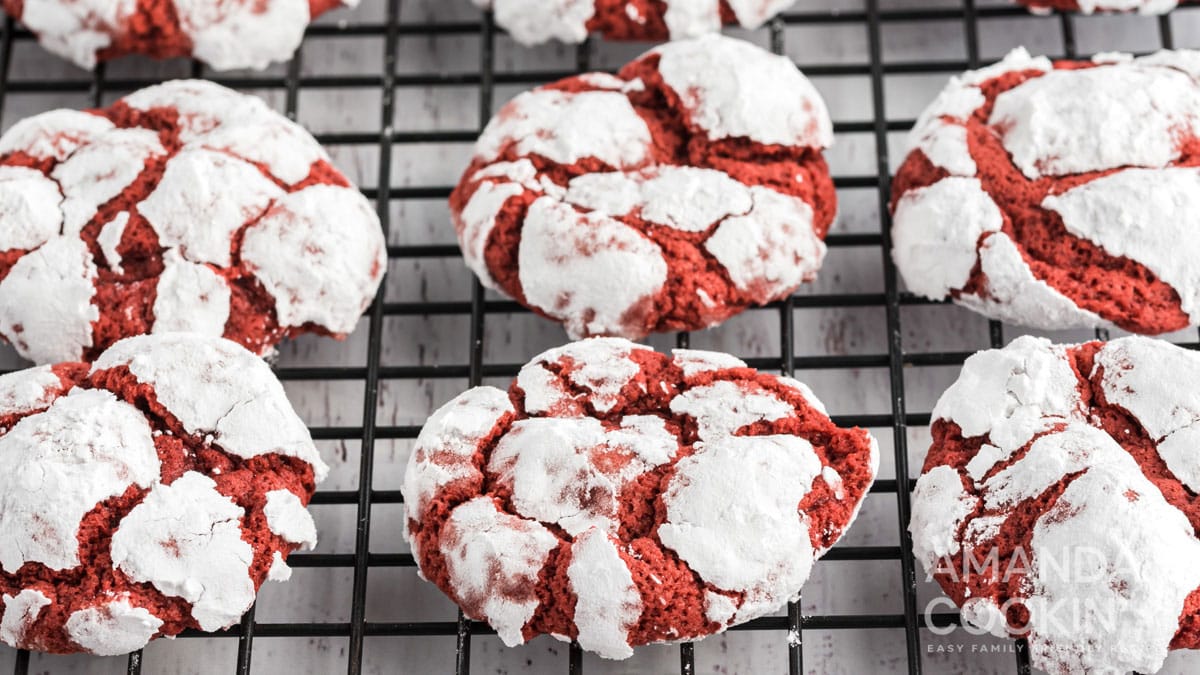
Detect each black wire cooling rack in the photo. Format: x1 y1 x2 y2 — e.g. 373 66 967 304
0 1 1196 674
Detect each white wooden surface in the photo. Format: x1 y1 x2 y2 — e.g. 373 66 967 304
0 0 1199 673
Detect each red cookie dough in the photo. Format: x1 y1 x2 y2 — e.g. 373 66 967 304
0 79 386 365
450 34 834 340
473 0 796 44
3 0 358 71
911 335 1200 675
402 338 878 658
890 48 1200 334
0 332 326 656
1018 0 1183 13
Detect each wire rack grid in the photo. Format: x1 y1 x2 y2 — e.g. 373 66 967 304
0 1 1196 674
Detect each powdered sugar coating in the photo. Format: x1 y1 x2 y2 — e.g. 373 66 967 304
910 120 976 176
400 386 513 529
0 364 66 416
173 0 311 71
0 332 323 655
456 178 525 289
267 551 291 582
121 80 266 140
96 212 128 274
439 496 559 647
477 0 593 44
705 187 825 301
1093 336 1200 440
1155 426 1200 492
955 233 1107 330
930 335 1083 452
567 528 641 659
1025 435 1200 674
1043 167 1200 322
488 416 676 536
670 348 747 377
661 0 720 37
476 90 651 168
892 178 1002 300
0 590 50 648
53 128 166 236
658 434 822 623
473 0 795 45
670 379 796 440
958 47 1052 86
139 148 284 268
1138 47 1200 76
990 63 1200 178
517 198 668 339
0 167 62 251
777 376 829 416
63 599 162 657
891 48 1200 334
111 472 254 631
0 110 114 161
564 166 752 233
0 79 384 363
0 389 158 572
653 34 833 148
242 185 386 333
264 489 318 549
909 85 985 145
91 332 328 480
198 115 330 185
17 0 136 69
152 252 232 336
516 338 641 415
943 422 1200 672
909 465 975 570
11 0 357 71
912 335 1200 674
704 591 737 626
452 36 834 340
0 237 98 378
403 337 878 658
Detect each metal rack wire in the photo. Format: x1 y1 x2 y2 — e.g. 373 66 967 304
0 1 1194 673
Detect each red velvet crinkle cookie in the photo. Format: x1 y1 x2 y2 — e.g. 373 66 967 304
472 0 795 45
402 337 878 658
0 79 386 365
0 332 326 656
3 0 358 71
450 35 834 340
1019 0 1183 13
911 335 1200 674
891 48 1200 334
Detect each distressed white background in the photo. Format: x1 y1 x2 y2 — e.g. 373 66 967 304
0 0 1199 673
